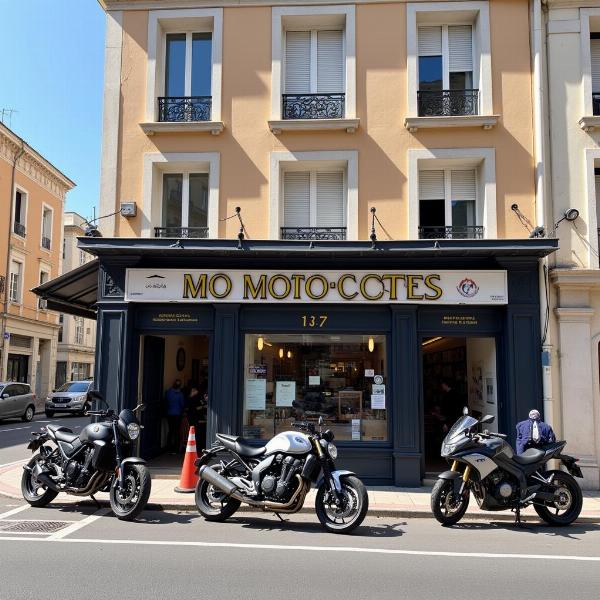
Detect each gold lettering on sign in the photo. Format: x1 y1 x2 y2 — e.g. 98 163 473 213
381 274 405 301
208 274 232 299
183 274 207 299
302 315 328 328
424 274 443 300
243 274 267 300
268 274 292 300
291 274 305 299
305 275 328 300
338 274 358 300
442 315 479 326
406 275 424 300
359 274 384 301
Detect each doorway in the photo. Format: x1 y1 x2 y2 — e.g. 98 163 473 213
7 354 29 383
139 334 210 463
422 336 498 473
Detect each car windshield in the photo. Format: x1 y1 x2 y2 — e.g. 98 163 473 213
444 415 478 444
56 382 89 393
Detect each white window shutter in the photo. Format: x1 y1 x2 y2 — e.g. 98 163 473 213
418 26 442 56
285 31 311 94
317 30 344 93
316 172 345 227
591 39 600 93
283 172 310 228
451 170 476 201
595 174 600 222
419 170 445 200
448 25 473 72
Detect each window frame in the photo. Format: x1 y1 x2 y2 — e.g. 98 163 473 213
160 171 210 231
38 268 50 310
12 185 28 239
9 259 23 305
146 8 223 124
40 203 53 252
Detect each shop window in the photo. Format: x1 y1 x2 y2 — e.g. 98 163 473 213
243 333 388 442
159 172 209 238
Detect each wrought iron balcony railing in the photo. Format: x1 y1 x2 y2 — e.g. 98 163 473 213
41 236 51 250
282 93 345 120
418 225 484 240
157 96 212 122
593 94 600 116
417 89 479 117
154 226 209 239
281 227 347 240
13 222 26 237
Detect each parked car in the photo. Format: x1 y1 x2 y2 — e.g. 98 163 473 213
45 380 94 417
0 382 36 422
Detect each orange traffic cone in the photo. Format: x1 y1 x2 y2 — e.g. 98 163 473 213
174 426 199 493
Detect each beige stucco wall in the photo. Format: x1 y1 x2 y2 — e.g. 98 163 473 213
108 0 536 241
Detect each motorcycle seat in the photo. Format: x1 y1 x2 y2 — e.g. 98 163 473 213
513 447 546 465
47 424 79 444
216 433 266 458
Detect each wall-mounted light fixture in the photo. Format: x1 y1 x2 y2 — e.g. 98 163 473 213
368 337 375 353
554 208 580 231
257 337 264 351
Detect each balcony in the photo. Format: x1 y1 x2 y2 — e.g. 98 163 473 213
154 227 209 239
13 222 26 237
41 236 51 250
417 89 479 117
280 227 347 241
418 226 484 240
282 93 345 120
157 96 212 122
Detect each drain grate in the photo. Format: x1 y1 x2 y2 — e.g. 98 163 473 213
0 520 71 533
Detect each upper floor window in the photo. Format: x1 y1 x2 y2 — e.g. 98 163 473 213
41 206 52 250
13 189 27 238
9 260 22 304
58 314 64 343
591 33 600 115
283 29 344 119
281 170 346 240
38 271 49 310
156 172 209 239
161 32 212 122
418 25 476 117
79 250 87 266
74 318 84 346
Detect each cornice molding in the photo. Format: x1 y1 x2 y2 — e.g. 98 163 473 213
550 267 600 289
101 0 420 10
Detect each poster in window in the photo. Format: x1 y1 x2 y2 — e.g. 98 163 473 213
276 381 296 407
245 379 266 410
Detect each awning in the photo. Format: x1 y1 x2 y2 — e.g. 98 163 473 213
32 260 98 320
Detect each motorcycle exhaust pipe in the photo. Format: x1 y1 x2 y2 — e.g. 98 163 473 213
31 462 60 492
199 465 241 498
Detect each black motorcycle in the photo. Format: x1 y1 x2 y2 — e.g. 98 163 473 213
21 393 151 521
195 418 369 534
431 410 583 526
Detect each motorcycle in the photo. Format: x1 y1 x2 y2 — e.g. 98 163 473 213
195 418 369 534
21 392 151 521
431 409 583 526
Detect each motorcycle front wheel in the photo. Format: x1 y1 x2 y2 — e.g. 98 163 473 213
195 471 241 522
109 464 151 521
533 470 583 526
21 455 58 507
315 475 369 534
431 479 470 526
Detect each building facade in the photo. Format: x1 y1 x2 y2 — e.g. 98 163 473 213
55 212 96 388
543 0 600 490
0 122 74 408
45 0 552 484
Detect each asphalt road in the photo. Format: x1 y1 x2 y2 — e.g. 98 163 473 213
0 413 89 465
0 496 599 600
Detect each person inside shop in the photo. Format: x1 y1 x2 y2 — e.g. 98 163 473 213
516 409 556 454
165 379 185 454
185 385 202 433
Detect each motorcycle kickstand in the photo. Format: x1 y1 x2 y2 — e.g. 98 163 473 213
273 512 287 523
90 494 102 510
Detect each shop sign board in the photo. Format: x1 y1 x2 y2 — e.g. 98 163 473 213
125 269 508 305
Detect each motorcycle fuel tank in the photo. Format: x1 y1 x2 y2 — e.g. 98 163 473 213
79 422 113 443
265 431 312 455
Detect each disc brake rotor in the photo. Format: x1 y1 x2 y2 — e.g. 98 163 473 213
325 486 359 521
116 474 138 504
554 485 573 511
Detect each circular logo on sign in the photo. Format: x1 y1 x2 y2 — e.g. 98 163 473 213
374 375 384 385
456 278 479 299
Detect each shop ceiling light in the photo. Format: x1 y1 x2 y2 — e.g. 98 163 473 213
257 337 264 351
279 348 284 359
368 337 375 353
421 336 443 347
287 350 292 359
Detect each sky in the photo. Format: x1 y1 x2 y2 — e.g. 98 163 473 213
0 0 106 221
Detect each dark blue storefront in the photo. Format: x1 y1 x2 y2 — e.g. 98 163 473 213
36 237 557 486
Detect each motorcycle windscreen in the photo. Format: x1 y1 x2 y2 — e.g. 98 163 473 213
444 416 478 446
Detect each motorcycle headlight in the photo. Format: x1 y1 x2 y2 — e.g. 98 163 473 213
441 442 456 457
127 423 140 440
327 443 338 460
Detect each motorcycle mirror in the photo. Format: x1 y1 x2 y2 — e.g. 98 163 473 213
480 414 495 425
462 406 469 416
318 416 324 426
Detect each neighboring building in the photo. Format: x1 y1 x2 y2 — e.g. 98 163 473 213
38 0 554 484
55 212 96 388
543 1 600 489
0 122 74 407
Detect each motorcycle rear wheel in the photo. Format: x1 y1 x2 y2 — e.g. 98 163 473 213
109 464 152 521
315 475 369 534
195 474 241 522
431 479 470 526
533 470 582 526
21 455 58 507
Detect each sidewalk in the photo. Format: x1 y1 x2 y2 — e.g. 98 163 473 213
2 460 600 521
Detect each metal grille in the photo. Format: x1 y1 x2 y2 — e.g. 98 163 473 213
418 225 484 239
417 89 479 117
0 520 71 533
282 93 345 119
281 226 347 240
154 226 209 239
158 96 212 122
9 334 32 349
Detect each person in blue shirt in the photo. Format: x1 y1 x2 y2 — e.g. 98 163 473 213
165 379 185 454
515 409 556 454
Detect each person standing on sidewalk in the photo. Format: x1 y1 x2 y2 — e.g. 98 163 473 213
165 379 185 454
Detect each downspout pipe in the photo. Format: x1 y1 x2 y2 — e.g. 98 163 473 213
0 140 25 380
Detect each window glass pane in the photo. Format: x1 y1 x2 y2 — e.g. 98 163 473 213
15 191 23 222
419 56 442 91
162 173 183 228
191 33 212 96
188 173 209 229
419 200 445 227
243 333 388 442
449 71 473 90
165 33 186 97
451 200 476 227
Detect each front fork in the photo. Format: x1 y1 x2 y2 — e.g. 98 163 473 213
451 460 472 495
314 439 342 505
113 422 126 489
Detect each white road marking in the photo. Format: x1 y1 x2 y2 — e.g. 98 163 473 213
47 508 110 540
0 536 597 562
0 426 32 433
0 504 30 519
0 458 27 469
